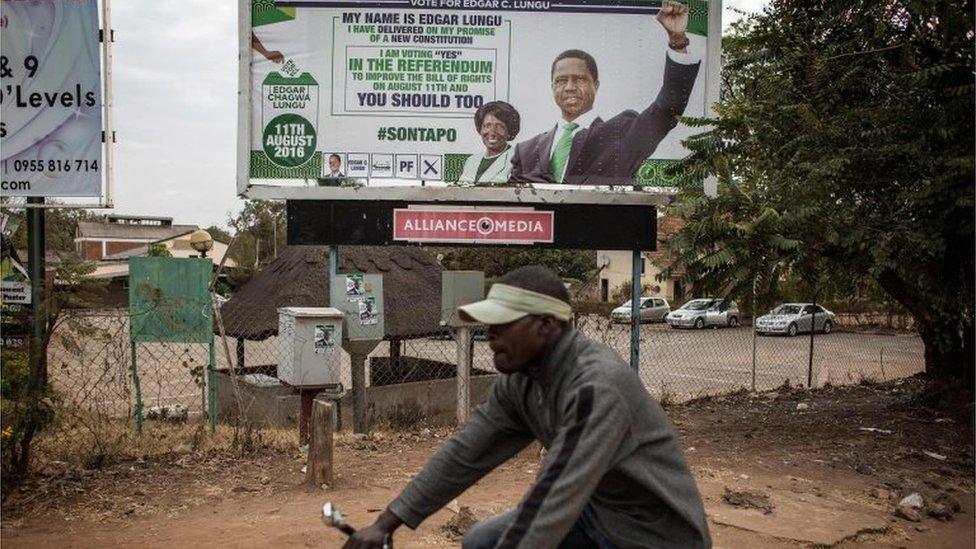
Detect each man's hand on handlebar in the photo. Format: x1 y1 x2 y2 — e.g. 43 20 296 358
341 509 402 549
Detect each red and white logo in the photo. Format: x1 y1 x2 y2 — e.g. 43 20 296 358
393 208 554 244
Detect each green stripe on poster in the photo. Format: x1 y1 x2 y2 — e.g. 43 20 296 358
443 154 467 183
686 0 708 37
252 0 296 27
250 150 323 179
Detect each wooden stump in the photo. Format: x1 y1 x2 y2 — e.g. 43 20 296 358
305 399 334 486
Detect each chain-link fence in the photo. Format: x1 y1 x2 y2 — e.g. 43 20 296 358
213 302 489 433
1 305 300 480
3 283 926 481
570 316 925 404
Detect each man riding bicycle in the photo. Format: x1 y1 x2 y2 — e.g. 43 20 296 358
344 266 710 548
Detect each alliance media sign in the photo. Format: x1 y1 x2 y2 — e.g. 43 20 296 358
393 207 554 243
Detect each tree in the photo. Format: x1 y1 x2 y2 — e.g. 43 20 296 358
148 243 172 257
438 248 595 281
611 280 651 305
226 200 286 269
663 0 974 383
203 225 232 244
7 205 101 254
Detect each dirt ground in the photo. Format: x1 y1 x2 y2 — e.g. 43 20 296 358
2 376 973 548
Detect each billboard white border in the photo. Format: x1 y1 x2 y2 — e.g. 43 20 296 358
236 0 722 206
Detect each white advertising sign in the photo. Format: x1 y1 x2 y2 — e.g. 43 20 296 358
240 0 718 196
1 0 105 197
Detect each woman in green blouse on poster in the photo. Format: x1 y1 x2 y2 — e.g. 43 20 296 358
458 101 521 185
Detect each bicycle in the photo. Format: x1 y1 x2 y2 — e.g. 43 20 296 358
322 501 393 549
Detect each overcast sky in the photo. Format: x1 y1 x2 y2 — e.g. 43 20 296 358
109 1 768 229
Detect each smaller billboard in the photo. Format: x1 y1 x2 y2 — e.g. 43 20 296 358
128 258 213 344
1 0 105 197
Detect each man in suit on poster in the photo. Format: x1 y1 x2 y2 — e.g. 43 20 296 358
509 0 702 185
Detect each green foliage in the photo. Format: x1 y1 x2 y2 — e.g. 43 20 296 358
227 200 286 265
1 349 54 490
1 253 107 489
223 200 286 289
7 205 100 253
49 254 108 312
438 247 595 281
203 225 233 244
0 350 29 399
611 280 651 304
148 243 172 258
665 0 974 380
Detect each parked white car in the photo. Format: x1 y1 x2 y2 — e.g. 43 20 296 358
611 297 670 324
756 303 835 336
666 298 741 329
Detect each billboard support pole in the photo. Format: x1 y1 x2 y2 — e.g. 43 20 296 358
101 0 115 208
27 197 47 395
236 0 253 196
702 0 723 198
629 249 641 373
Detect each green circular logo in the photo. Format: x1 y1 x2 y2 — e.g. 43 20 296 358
262 114 317 168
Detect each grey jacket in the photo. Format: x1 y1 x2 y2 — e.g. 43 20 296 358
389 328 711 549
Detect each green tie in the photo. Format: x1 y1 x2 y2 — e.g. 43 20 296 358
550 122 578 182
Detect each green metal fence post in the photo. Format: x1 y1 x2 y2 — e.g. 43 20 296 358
208 338 216 433
130 341 143 434
630 249 641 373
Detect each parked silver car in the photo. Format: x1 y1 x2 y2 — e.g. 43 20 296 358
666 298 740 329
756 303 835 336
611 297 670 324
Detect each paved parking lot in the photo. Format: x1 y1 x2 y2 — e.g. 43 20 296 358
448 320 925 401
576 321 925 400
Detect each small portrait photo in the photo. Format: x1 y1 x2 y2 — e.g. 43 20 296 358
314 324 336 352
358 296 378 326
345 273 365 301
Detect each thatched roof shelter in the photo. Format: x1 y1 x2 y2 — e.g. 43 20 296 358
219 245 444 341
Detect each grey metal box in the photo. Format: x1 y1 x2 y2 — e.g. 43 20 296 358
276 307 344 387
330 273 384 341
441 271 485 326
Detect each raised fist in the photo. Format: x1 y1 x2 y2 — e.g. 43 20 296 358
656 0 689 38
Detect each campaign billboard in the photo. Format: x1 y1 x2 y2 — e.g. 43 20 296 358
239 0 719 199
1 0 106 198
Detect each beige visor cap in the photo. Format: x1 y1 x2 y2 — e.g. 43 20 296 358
457 283 572 325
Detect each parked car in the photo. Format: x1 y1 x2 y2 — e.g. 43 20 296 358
756 303 835 336
611 297 670 324
665 298 741 329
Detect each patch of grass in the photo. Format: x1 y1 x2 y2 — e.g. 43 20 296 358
658 383 678 408
29 407 299 473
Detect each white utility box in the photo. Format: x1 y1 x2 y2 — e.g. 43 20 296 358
276 307 344 387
